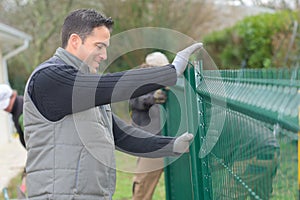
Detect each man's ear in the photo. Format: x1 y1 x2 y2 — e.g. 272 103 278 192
68 33 81 50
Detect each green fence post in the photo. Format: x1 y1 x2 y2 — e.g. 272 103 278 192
184 63 201 200
184 61 212 199
163 78 193 200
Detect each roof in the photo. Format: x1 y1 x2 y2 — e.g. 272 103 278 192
0 23 32 55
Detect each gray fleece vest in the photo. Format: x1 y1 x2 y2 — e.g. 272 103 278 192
24 61 116 200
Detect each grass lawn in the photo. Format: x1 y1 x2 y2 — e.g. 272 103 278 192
114 169 165 200
114 151 166 200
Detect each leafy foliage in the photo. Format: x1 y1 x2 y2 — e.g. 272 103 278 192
204 10 299 69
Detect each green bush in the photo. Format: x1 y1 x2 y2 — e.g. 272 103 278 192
204 10 299 69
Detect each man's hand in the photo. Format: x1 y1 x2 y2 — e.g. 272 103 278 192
173 132 194 153
172 43 203 76
153 89 167 104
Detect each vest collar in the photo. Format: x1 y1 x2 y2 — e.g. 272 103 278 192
54 47 90 73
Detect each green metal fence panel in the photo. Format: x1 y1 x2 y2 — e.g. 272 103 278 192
163 63 299 200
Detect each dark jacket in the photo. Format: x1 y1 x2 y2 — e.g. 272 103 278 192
11 95 25 148
130 91 162 135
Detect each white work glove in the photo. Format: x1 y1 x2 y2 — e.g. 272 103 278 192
172 43 203 76
173 132 194 153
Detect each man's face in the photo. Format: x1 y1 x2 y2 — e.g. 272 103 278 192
77 26 110 73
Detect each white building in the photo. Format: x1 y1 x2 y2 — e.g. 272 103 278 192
0 23 31 144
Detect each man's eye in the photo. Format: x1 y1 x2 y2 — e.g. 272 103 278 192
96 44 104 50
96 44 106 50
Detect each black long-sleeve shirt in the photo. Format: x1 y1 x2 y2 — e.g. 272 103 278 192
27 61 178 156
28 64 176 121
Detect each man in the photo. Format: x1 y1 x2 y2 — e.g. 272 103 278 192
130 52 169 200
23 8 202 200
0 84 25 148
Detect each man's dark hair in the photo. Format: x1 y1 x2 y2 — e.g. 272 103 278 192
61 9 114 48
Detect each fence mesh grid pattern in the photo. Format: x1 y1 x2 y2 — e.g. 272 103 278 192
163 65 299 200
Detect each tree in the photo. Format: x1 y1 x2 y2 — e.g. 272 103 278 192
203 10 299 69
99 0 216 71
0 0 82 92
1 0 217 91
